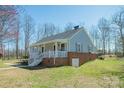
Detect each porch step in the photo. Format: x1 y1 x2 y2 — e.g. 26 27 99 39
28 58 43 67
28 52 43 67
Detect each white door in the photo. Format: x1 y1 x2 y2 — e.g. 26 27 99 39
72 58 79 67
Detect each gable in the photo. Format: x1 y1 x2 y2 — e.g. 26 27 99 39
70 29 94 44
68 29 96 52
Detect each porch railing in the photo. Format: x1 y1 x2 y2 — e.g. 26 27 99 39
42 51 67 58
30 51 67 59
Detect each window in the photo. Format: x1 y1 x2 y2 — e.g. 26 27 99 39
76 43 81 52
54 45 55 51
41 47 44 53
61 44 65 51
88 45 92 53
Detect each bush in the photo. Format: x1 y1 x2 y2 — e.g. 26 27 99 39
109 55 112 57
98 56 105 60
22 55 29 59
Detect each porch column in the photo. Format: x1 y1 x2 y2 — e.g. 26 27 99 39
36 46 38 52
37 45 39 52
44 44 45 52
55 42 58 57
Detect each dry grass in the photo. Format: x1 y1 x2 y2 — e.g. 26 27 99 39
0 57 123 88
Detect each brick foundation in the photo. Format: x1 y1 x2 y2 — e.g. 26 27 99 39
42 57 68 67
41 52 97 67
68 52 97 66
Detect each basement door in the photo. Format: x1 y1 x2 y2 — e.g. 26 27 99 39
72 58 79 67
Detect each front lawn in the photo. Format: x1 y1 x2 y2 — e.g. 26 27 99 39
0 60 9 68
0 57 124 88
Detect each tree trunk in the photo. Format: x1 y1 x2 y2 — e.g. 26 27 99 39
120 27 124 56
8 42 9 60
103 32 106 55
16 36 19 59
16 20 19 59
123 43 124 56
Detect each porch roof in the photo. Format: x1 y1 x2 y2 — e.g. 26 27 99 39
33 27 83 45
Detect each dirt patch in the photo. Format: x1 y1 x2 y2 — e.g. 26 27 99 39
54 75 100 88
97 76 120 88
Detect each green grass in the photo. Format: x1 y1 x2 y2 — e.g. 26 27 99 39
79 57 124 76
0 60 9 68
0 59 19 68
0 57 124 87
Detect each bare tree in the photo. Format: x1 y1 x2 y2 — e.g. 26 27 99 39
112 9 124 56
36 24 42 41
90 25 100 50
38 23 57 38
15 17 19 59
98 18 110 54
23 14 35 57
0 5 19 59
65 22 75 31
45 23 56 37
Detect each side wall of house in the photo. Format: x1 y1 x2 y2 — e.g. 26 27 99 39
41 52 97 67
68 52 97 66
69 30 96 53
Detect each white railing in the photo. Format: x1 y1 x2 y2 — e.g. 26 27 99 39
30 50 67 59
42 51 67 58
28 51 44 66
29 50 67 66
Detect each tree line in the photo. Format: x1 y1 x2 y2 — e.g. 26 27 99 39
0 6 124 60
91 8 124 56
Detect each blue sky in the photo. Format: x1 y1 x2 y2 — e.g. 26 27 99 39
6 5 124 50
23 5 122 30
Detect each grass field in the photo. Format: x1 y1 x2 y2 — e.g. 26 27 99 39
0 59 19 68
0 60 9 68
0 57 124 88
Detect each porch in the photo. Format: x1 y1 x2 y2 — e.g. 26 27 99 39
29 40 68 59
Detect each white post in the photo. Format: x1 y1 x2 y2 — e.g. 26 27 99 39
44 44 45 52
68 41 70 52
37 46 39 52
55 42 58 57
36 46 38 53
49 50 50 58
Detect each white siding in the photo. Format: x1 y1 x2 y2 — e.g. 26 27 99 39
69 30 96 53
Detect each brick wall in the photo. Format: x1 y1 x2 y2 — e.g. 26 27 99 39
42 57 68 67
41 52 97 67
68 52 97 66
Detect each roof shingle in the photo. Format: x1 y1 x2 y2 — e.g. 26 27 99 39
34 27 83 44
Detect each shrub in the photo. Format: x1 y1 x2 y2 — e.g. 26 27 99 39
22 55 29 59
98 56 105 60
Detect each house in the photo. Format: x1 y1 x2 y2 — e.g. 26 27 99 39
29 26 97 67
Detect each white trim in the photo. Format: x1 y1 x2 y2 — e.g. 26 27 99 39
31 39 67 47
44 44 45 52
68 39 70 51
59 43 61 51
